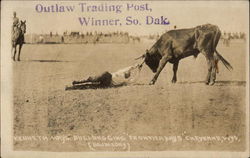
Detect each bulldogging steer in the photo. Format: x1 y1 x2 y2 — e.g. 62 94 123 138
136 24 233 85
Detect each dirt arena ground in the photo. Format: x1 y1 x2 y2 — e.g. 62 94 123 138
13 40 246 151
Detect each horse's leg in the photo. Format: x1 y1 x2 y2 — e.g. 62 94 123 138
11 46 14 60
172 61 179 83
17 44 23 61
13 45 17 61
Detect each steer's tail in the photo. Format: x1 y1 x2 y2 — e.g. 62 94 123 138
214 50 233 72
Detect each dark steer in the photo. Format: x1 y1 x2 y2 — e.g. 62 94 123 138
137 24 233 85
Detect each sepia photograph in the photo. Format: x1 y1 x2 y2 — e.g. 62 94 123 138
1 0 249 157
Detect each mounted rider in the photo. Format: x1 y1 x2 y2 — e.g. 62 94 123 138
13 11 19 26
11 11 26 61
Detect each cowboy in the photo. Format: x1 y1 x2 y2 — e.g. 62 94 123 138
12 12 19 34
66 63 143 90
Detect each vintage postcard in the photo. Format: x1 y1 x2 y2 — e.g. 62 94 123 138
1 0 249 157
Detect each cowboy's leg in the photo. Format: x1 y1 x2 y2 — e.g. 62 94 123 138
72 76 95 85
72 71 110 85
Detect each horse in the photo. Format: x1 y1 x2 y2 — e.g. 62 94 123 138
12 20 26 61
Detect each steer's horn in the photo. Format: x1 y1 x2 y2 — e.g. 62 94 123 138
135 54 145 60
140 61 144 67
137 60 145 72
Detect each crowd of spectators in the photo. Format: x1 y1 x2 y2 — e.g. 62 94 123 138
25 31 141 44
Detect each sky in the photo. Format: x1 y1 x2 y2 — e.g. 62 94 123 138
1 1 249 35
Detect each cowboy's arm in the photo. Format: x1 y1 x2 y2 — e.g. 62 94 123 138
127 64 141 71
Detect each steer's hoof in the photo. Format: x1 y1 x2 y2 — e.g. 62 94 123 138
171 79 177 83
209 81 215 86
149 81 155 85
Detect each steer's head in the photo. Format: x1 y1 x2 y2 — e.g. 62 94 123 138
144 50 162 73
135 49 162 73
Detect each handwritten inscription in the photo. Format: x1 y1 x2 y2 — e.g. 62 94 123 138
14 132 240 151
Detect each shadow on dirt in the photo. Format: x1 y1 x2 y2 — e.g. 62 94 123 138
65 83 149 91
214 80 246 86
65 81 245 91
28 60 71 63
178 80 246 86
65 83 122 91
